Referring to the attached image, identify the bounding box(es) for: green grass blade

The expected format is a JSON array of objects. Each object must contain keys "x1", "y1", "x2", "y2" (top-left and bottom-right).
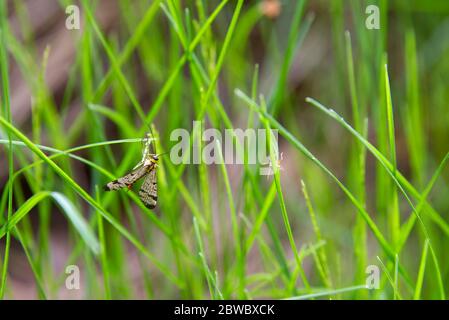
[
  {"x1": 0, "y1": 116, "x2": 183, "y2": 288},
  {"x1": 0, "y1": 0, "x2": 14, "y2": 299},
  {"x1": 260, "y1": 95, "x2": 310, "y2": 292},
  {"x1": 215, "y1": 138, "x2": 243, "y2": 297},
  {"x1": 235, "y1": 90, "x2": 398, "y2": 267},
  {"x1": 0, "y1": 191, "x2": 100, "y2": 255},
  {"x1": 50, "y1": 192, "x2": 100, "y2": 255},
  {"x1": 193, "y1": 217, "x2": 223, "y2": 300},
  {"x1": 285, "y1": 285, "x2": 368, "y2": 300},
  {"x1": 414, "y1": 239, "x2": 429, "y2": 300},
  {"x1": 384, "y1": 63, "x2": 401, "y2": 248}
]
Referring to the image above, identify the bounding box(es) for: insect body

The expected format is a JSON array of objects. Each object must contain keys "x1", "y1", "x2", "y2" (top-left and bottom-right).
[{"x1": 104, "y1": 133, "x2": 159, "y2": 209}]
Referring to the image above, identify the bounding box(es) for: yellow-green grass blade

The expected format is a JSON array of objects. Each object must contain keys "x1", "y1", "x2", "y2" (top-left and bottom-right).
[{"x1": 0, "y1": 116, "x2": 183, "y2": 288}]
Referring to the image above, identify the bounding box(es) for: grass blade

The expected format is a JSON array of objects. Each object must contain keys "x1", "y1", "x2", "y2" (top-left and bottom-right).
[{"x1": 414, "y1": 239, "x2": 429, "y2": 300}]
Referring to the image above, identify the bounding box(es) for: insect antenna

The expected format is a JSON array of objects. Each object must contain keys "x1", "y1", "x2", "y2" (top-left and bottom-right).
[{"x1": 157, "y1": 151, "x2": 169, "y2": 157}]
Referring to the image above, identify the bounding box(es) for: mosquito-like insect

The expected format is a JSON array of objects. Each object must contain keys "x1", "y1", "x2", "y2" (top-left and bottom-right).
[{"x1": 103, "y1": 132, "x2": 159, "y2": 209}]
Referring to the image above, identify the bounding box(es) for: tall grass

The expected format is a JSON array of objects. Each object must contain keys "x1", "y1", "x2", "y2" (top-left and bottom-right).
[{"x1": 0, "y1": 0, "x2": 448, "y2": 299}]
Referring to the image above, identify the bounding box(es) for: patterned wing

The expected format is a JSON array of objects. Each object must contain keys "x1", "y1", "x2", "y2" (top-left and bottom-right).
[
  {"x1": 104, "y1": 165, "x2": 149, "y2": 191},
  {"x1": 138, "y1": 168, "x2": 157, "y2": 209}
]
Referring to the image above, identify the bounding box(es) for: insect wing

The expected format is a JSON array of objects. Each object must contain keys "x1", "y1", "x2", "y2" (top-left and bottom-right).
[
  {"x1": 138, "y1": 168, "x2": 157, "y2": 209},
  {"x1": 104, "y1": 165, "x2": 149, "y2": 191}
]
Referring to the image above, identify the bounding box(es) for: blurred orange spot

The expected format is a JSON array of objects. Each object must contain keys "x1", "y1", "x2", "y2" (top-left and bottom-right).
[{"x1": 260, "y1": 0, "x2": 281, "y2": 19}]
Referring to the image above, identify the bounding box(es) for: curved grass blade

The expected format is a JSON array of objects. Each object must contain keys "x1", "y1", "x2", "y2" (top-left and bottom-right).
[
  {"x1": 305, "y1": 97, "x2": 447, "y2": 299},
  {"x1": 285, "y1": 285, "x2": 368, "y2": 300},
  {"x1": 0, "y1": 191, "x2": 100, "y2": 255},
  {"x1": 51, "y1": 192, "x2": 100, "y2": 255},
  {"x1": 0, "y1": 116, "x2": 183, "y2": 288},
  {"x1": 235, "y1": 89, "x2": 412, "y2": 288}
]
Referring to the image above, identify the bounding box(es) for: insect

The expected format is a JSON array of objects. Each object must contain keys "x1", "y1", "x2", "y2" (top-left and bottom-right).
[
  {"x1": 260, "y1": 152, "x2": 284, "y2": 177},
  {"x1": 103, "y1": 132, "x2": 159, "y2": 209}
]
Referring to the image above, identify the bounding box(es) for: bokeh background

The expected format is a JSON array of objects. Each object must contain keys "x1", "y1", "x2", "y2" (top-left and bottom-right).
[{"x1": 0, "y1": 0, "x2": 448, "y2": 299}]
